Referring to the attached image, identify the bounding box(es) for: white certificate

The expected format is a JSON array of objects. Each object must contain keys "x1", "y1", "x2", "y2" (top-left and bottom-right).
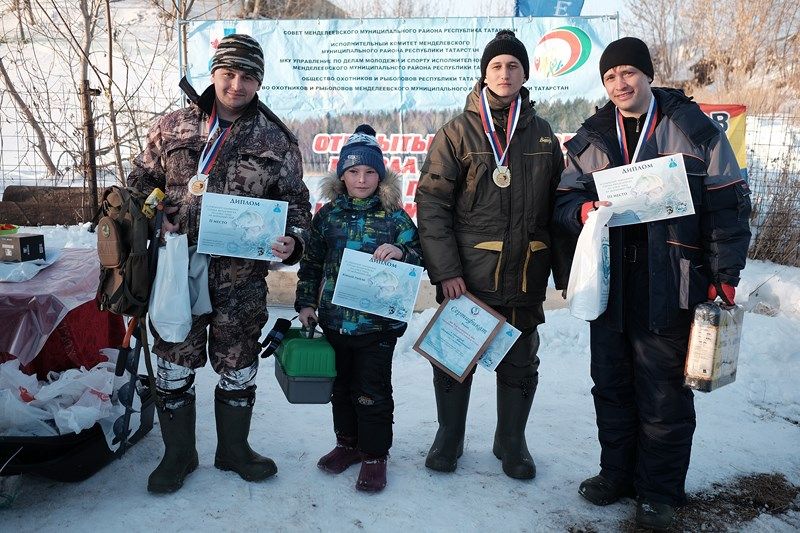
[
  {"x1": 413, "y1": 292, "x2": 505, "y2": 382},
  {"x1": 197, "y1": 192, "x2": 287, "y2": 261},
  {"x1": 478, "y1": 322, "x2": 522, "y2": 372},
  {"x1": 593, "y1": 154, "x2": 695, "y2": 227},
  {"x1": 331, "y1": 248, "x2": 423, "y2": 322}
]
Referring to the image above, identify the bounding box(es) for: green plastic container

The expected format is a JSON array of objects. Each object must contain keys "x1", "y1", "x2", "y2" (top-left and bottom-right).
[{"x1": 275, "y1": 328, "x2": 336, "y2": 378}]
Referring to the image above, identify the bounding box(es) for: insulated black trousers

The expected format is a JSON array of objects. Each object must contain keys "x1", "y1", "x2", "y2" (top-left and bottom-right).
[
  {"x1": 324, "y1": 329, "x2": 399, "y2": 456},
  {"x1": 589, "y1": 249, "x2": 696, "y2": 506}
]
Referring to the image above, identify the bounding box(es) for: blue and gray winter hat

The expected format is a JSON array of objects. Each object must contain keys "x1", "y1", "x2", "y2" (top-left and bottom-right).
[
  {"x1": 211, "y1": 34, "x2": 264, "y2": 83},
  {"x1": 337, "y1": 124, "x2": 386, "y2": 180}
]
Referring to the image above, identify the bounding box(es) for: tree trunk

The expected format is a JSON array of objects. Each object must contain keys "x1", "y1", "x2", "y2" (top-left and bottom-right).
[
  {"x1": 0, "y1": 58, "x2": 59, "y2": 177},
  {"x1": 105, "y1": 0, "x2": 125, "y2": 186},
  {"x1": 80, "y1": 80, "x2": 100, "y2": 218}
]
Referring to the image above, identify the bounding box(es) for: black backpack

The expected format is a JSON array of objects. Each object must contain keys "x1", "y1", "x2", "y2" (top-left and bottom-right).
[{"x1": 95, "y1": 186, "x2": 156, "y2": 318}]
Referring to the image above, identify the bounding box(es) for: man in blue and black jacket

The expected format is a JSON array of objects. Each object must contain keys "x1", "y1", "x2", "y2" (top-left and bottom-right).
[{"x1": 553, "y1": 37, "x2": 751, "y2": 531}]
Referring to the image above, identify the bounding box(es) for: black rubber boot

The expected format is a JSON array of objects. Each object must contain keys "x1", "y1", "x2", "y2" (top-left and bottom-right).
[
  {"x1": 578, "y1": 474, "x2": 636, "y2": 506},
  {"x1": 214, "y1": 388, "x2": 277, "y2": 481},
  {"x1": 425, "y1": 371, "x2": 472, "y2": 473},
  {"x1": 147, "y1": 396, "x2": 199, "y2": 493},
  {"x1": 636, "y1": 499, "x2": 676, "y2": 531},
  {"x1": 492, "y1": 380, "x2": 536, "y2": 480}
]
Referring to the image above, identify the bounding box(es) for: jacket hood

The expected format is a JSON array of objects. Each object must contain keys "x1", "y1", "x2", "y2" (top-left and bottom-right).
[{"x1": 319, "y1": 170, "x2": 403, "y2": 212}]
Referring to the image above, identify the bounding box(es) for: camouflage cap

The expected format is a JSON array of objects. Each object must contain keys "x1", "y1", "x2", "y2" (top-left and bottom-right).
[{"x1": 211, "y1": 34, "x2": 264, "y2": 83}]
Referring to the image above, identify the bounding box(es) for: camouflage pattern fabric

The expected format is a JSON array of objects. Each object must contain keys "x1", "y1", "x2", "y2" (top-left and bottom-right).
[
  {"x1": 210, "y1": 33, "x2": 264, "y2": 83},
  {"x1": 295, "y1": 171, "x2": 423, "y2": 336},
  {"x1": 128, "y1": 82, "x2": 311, "y2": 372},
  {"x1": 151, "y1": 256, "x2": 267, "y2": 373}
]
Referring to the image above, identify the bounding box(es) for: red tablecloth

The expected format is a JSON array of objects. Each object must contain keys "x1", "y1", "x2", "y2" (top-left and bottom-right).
[{"x1": 0, "y1": 248, "x2": 125, "y2": 377}]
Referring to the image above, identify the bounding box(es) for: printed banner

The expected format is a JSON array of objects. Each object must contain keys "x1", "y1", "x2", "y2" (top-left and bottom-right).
[
  {"x1": 185, "y1": 18, "x2": 617, "y2": 220},
  {"x1": 516, "y1": 0, "x2": 585, "y2": 17}
]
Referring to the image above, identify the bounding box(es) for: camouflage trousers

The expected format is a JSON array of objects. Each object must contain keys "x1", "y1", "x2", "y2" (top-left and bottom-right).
[{"x1": 152, "y1": 256, "x2": 268, "y2": 374}]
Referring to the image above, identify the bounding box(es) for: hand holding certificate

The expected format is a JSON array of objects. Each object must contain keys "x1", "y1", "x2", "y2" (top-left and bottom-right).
[
  {"x1": 593, "y1": 154, "x2": 694, "y2": 227},
  {"x1": 331, "y1": 248, "x2": 424, "y2": 322},
  {"x1": 413, "y1": 293, "x2": 505, "y2": 382},
  {"x1": 197, "y1": 192, "x2": 288, "y2": 261}
]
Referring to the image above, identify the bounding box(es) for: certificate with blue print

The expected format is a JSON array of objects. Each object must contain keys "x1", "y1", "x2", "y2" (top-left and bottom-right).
[
  {"x1": 197, "y1": 192, "x2": 288, "y2": 261},
  {"x1": 478, "y1": 322, "x2": 522, "y2": 372},
  {"x1": 331, "y1": 248, "x2": 424, "y2": 322},
  {"x1": 593, "y1": 155, "x2": 694, "y2": 227},
  {"x1": 413, "y1": 292, "x2": 505, "y2": 382}
]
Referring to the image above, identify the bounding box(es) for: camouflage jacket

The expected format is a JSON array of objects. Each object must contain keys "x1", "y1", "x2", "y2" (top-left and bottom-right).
[
  {"x1": 295, "y1": 171, "x2": 424, "y2": 336},
  {"x1": 127, "y1": 81, "x2": 311, "y2": 278}
]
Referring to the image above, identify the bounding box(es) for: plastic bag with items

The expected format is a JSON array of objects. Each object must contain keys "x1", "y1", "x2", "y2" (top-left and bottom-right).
[{"x1": 567, "y1": 206, "x2": 613, "y2": 321}]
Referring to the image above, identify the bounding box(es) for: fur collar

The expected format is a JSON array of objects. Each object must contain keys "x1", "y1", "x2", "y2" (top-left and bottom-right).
[{"x1": 319, "y1": 170, "x2": 403, "y2": 212}]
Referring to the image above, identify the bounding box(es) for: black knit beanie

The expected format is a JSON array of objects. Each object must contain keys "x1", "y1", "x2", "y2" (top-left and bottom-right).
[
  {"x1": 337, "y1": 124, "x2": 386, "y2": 181},
  {"x1": 211, "y1": 34, "x2": 265, "y2": 84},
  {"x1": 598, "y1": 37, "x2": 654, "y2": 81},
  {"x1": 481, "y1": 30, "x2": 530, "y2": 81}
]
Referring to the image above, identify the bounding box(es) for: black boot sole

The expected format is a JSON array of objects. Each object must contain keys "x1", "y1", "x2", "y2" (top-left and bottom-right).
[{"x1": 214, "y1": 459, "x2": 277, "y2": 481}]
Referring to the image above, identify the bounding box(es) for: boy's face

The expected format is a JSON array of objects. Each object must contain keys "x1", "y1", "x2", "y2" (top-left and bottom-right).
[{"x1": 341, "y1": 165, "x2": 380, "y2": 199}]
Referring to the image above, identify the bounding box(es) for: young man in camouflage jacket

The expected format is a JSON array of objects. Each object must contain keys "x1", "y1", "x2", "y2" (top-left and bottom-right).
[{"x1": 127, "y1": 34, "x2": 311, "y2": 493}]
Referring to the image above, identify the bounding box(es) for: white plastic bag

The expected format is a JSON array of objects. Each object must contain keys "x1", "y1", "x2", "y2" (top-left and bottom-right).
[
  {"x1": 149, "y1": 232, "x2": 192, "y2": 342},
  {"x1": 567, "y1": 206, "x2": 613, "y2": 321}
]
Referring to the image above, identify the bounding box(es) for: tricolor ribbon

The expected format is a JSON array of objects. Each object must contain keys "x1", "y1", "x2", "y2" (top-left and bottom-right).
[
  {"x1": 196, "y1": 103, "x2": 232, "y2": 178},
  {"x1": 478, "y1": 87, "x2": 521, "y2": 169},
  {"x1": 615, "y1": 95, "x2": 658, "y2": 165}
]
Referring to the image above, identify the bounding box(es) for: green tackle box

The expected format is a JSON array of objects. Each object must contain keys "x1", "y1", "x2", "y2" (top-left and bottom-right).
[{"x1": 274, "y1": 328, "x2": 336, "y2": 404}]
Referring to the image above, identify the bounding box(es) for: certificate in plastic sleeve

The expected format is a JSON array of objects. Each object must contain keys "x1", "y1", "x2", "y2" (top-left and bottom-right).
[
  {"x1": 331, "y1": 248, "x2": 424, "y2": 322},
  {"x1": 593, "y1": 154, "x2": 694, "y2": 227},
  {"x1": 197, "y1": 192, "x2": 287, "y2": 261},
  {"x1": 413, "y1": 292, "x2": 505, "y2": 382},
  {"x1": 478, "y1": 322, "x2": 522, "y2": 372}
]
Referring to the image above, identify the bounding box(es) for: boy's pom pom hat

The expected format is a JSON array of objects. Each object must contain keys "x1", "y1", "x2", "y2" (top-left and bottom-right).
[{"x1": 337, "y1": 124, "x2": 386, "y2": 181}]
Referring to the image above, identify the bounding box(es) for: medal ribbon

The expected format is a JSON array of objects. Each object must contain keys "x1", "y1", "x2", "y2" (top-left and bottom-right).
[
  {"x1": 615, "y1": 95, "x2": 657, "y2": 164},
  {"x1": 479, "y1": 87, "x2": 521, "y2": 168},
  {"x1": 196, "y1": 102, "x2": 232, "y2": 178}
]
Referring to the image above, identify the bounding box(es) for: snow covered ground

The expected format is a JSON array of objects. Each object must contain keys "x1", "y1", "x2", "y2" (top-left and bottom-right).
[{"x1": 1, "y1": 224, "x2": 799, "y2": 531}]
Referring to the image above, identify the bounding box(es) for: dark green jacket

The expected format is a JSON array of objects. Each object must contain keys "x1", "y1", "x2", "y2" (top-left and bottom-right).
[{"x1": 416, "y1": 83, "x2": 569, "y2": 310}]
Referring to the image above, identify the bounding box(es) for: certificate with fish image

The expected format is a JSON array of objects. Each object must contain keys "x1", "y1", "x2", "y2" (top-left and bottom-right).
[
  {"x1": 413, "y1": 293, "x2": 505, "y2": 383},
  {"x1": 478, "y1": 322, "x2": 522, "y2": 372},
  {"x1": 197, "y1": 192, "x2": 287, "y2": 261},
  {"x1": 593, "y1": 155, "x2": 694, "y2": 227},
  {"x1": 331, "y1": 248, "x2": 424, "y2": 322}
]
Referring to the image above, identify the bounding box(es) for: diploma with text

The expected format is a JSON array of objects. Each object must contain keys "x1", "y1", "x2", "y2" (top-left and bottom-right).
[
  {"x1": 331, "y1": 248, "x2": 424, "y2": 322},
  {"x1": 593, "y1": 155, "x2": 694, "y2": 227}
]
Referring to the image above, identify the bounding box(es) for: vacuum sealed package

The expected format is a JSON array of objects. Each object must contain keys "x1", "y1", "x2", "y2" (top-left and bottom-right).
[{"x1": 684, "y1": 302, "x2": 744, "y2": 392}]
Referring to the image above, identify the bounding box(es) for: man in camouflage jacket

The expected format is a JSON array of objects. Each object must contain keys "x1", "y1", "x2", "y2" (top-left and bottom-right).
[{"x1": 127, "y1": 34, "x2": 311, "y2": 493}]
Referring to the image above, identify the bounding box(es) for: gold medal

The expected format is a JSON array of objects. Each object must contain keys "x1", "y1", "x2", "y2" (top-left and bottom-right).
[
  {"x1": 188, "y1": 174, "x2": 208, "y2": 196},
  {"x1": 492, "y1": 166, "x2": 511, "y2": 188}
]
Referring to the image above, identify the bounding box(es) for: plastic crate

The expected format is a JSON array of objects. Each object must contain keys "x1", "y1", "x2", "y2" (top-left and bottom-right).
[
  {"x1": 275, "y1": 328, "x2": 336, "y2": 378},
  {"x1": 274, "y1": 358, "x2": 334, "y2": 404}
]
